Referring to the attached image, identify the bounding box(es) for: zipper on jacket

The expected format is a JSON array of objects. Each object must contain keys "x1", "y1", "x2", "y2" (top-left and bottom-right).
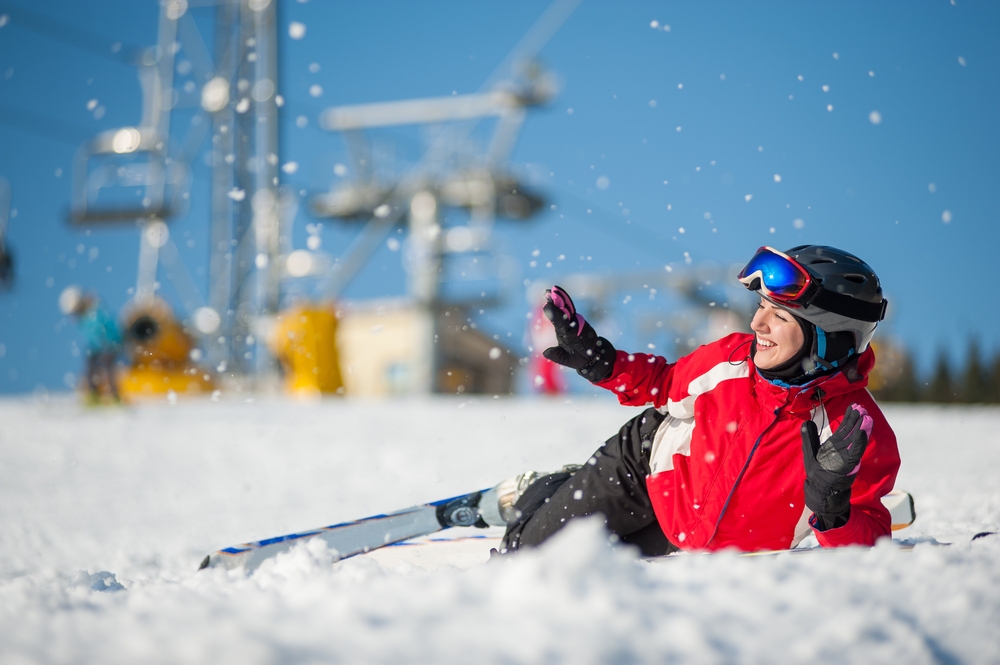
[{"x1": 704, "y1": 407, "x2": 784, "y2": 547}]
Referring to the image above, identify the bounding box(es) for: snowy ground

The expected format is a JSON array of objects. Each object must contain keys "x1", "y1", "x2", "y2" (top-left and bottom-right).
[{"x1": 0, "y1": 395, "x2": 998, "y2": 664}]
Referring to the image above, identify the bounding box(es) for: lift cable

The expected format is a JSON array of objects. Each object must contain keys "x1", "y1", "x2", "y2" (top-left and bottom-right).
[{"x1": 0, "y1": 2, "x2": 144, "y2": 66}]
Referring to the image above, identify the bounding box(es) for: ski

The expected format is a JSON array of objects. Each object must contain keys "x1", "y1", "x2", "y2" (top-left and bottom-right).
[
  {"x1": 199, "y1": 489, "x2": 918, "y2": 571},
  {"x1": 198, "y1": 490, "x2": 489, "y2": 571}
]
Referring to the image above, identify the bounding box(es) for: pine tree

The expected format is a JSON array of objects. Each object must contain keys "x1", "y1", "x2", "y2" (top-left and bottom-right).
[
  {"x1": 871, "y1": 345, "x2": 921, "y2": 402},
  {"x1": 892, "y1": 351, "x2": 921, "y2": 402},
  {"x1": 959, "y1": 338, "x2": 988, "y2": 403},
  {"x1": 925, "y1": 350, "x2": 955, "y2": 403},
  {"x1": 987, "y1": 351, "x2": 1000, "y2": 404}
]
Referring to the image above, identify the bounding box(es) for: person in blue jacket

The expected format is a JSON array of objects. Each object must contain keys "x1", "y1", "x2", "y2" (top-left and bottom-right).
[{"x1": 59, "y1": 285, "x2": 122, "y2": 402}]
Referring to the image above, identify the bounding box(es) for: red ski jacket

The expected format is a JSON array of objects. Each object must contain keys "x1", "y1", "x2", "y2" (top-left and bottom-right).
[{"x1": 595, "y1": 333, "x2": 900, "y2": 552}]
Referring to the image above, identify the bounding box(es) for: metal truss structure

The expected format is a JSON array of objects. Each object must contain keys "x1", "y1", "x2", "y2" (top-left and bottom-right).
[{"x1": 68, "y1": 0, "x2": 282, "y2": 382}]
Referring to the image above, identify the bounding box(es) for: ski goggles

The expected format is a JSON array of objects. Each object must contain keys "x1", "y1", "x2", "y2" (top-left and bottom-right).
[{"x1": 737, "y1": 246, "x2": 813, "y2": 303}]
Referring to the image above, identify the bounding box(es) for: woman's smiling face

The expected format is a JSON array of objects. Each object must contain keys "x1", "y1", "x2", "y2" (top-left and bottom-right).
[{"x1": 750, "y1": 298, "x2": 806, "y2": 370}]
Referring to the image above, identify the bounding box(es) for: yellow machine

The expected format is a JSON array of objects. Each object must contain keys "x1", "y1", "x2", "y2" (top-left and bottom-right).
[
  {"x1": 119, "y1": 298, "x2": 216, "y2": 398},
  {"x1": 268, "y1": 303, "x2": 344, "y2": 398}
]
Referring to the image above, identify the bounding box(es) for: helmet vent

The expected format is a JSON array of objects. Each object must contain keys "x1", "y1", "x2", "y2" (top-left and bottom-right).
[
  {"x1": 808, "y1": 258, "x2": 835, "y2": 265},
  {"x1": 843, "y1": 274, "x2": 866, "y2": 284}
]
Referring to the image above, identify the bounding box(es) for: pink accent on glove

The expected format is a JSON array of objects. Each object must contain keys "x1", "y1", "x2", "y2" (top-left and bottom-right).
[
  {"x1": 853, "y1": 403, "x2": 874, "y2": 438},
  {"x1": 546, "y1": 286, "x2": 585, "y2": 337},
  {"x1": 845, "y1": 404, "x2": 872, "y2": 476}
]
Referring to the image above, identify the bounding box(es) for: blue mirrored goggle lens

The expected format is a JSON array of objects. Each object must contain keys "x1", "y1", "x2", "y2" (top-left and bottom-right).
[{"x1": 740, "y1": 250, "x2": 808, "y2": 297}]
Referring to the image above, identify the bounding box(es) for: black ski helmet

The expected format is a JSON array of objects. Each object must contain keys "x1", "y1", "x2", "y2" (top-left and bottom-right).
[{"x1": 758, "y1": 245, "x2": 887, "y2": 356}]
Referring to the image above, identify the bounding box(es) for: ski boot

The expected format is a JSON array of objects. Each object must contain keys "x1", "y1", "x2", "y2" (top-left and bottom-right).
[{"x1": 476, "y1": 464, "x2": 582, "y2": 527}]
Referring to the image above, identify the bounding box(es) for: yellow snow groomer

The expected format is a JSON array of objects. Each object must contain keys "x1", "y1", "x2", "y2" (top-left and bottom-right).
[
  {"x1": 119, "y1": 298, "x2": 216, "y2": 399},
  {"x1": 268, "y1": 303, "x2": 344, "y2": 398}
]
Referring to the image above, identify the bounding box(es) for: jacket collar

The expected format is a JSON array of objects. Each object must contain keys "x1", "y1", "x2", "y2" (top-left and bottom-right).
[{"x1": 751, "y1": 346, "x2": 875, "y2": 409}]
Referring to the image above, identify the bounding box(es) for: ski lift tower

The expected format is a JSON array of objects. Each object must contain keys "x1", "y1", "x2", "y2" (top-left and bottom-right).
[
  {"x1": 207, "y1": 0, "x2": 282, "y2": 382},
  {"x1": 311, "y1": 65, "x2": 554, "y2": 393},
  {"x1": 68, "y1": 0, "x2": 284, "y2": 387}
]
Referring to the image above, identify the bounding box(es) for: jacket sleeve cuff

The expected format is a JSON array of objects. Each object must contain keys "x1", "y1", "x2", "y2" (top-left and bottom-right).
[
  {"x1": 593, "y1": 350, "x2": 628, "y2": 390},
  {"x1": 812, "y1": 504, "x2": 889, "y2": 548},
  {"x1": 592, "y1": 350, "x2": 674, "y2": 408},
  {"x1": 808, "y1": 509, "x2": 850, "y2": 533}
]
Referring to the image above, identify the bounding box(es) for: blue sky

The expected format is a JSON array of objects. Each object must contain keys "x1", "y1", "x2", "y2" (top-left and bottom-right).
[{"x1": 1, "y1": 0, "x2": 998, "y2": 394}]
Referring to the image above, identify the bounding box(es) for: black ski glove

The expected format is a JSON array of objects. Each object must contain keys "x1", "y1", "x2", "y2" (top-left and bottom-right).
[
  {"x1": 541, "y1": 285, "x2": 616, "y2": 384},
  {"x1": 801, "y1": 404, "x2": 872, "y2": 531}
]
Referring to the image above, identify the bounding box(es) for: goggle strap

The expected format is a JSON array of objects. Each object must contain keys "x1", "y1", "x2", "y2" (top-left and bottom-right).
[{"x1": 809, "y1": 289, "x2": 887, "y2": 323}]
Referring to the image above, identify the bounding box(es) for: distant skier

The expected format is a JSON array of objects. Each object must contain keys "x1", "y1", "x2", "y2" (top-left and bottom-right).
[
  {"x1": 526, "y1": 304, "x2": 565, "y2": 394},
  {"x1": 59, "y1": 286, "x2": 123, "y2": 403},
  {"x1": 483, "y1": 245, "x2": 899, "y2": 555}
]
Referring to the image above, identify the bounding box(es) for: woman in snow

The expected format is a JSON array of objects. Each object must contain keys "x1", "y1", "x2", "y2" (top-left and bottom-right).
[{"x1": 490, "y1": 244, "x2": 899, "y2": 555}]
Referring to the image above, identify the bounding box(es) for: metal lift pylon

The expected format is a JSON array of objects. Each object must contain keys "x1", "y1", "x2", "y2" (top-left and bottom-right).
[{"x1": 67, "y1": 0, "x2": 285, "y2": 389}]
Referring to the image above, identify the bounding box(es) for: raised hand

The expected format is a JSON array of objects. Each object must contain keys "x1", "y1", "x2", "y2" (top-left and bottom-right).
[
  {"x1": 541, "y1": 285, "x2": 616, "y2": 383},
  {"x1": 801, "y1": 404, "x2": 873, "y2": 530}
]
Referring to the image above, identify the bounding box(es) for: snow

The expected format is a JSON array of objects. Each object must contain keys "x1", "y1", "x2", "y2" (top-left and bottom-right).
[
  {"x1": 288, "y1": 22, "x2": 306, "y2": 40},
  {"x1": 1, "y1": 397, "x2": 998, "y2": 664}
]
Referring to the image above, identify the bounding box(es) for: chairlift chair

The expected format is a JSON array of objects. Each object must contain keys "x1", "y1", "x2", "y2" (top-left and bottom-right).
[{"x1": 68, "y1": 4, "x2": 188, "y2": 227}]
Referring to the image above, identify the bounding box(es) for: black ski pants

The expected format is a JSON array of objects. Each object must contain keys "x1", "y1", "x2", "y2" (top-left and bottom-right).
[
  {"x1": 501, "y1": 407, "x2": 678, "y2": 557},
  {"x1": 85, "y1": 351, "x2": 120, "y2": 401}
]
